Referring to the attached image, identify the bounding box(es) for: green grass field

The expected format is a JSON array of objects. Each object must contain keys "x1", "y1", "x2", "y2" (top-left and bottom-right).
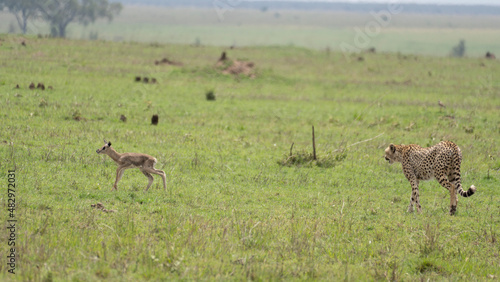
[{"x1": 0, "y1": 34, "x2": 499, "y2": 280}]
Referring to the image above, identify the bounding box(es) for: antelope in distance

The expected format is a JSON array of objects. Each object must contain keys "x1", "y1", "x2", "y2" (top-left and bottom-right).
[{"x1": 96, "y1": 139, "x2": 167, "y2": 191}]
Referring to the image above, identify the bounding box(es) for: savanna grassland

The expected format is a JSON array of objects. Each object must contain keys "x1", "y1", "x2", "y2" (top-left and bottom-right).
[{"x1": 0, "y1": 34, "x2": 499, "y2": 281}]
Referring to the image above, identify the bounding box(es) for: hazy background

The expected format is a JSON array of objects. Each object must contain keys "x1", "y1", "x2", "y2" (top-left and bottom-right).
[
  {"x1": 1, "y1": 0, "x2": 499, "y2": 57},
  {"x1": 275, "y1": 0, "x2": 499, "y2": 4}
]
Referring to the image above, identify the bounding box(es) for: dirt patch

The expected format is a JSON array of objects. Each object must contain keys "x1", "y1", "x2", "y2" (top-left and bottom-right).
[
  {"x1": 222, "y1": 60, "x2": 256, "y2": 77},
  {"x1": 91, "y1": 202, "x2": 117, "y2": 213},
  {"x1": 155, "y1": 57, "x2": 182, "y2": 66},
  {"x1": 385, "y1": 79, "x2": 412, "y2": 86},
  {"x1": 72, "y1": 110, "x2": 86, "y2": 121}
]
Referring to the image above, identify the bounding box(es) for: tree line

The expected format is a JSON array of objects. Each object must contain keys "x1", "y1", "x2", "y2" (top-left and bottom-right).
[{"x1": 0, "y1": 0, "x2": 122, "y2": 37}]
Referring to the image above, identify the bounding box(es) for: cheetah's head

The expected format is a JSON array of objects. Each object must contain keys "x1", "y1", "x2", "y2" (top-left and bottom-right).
[{"x1": 384, "y1": 144, "x2": 401, "y2": 164}]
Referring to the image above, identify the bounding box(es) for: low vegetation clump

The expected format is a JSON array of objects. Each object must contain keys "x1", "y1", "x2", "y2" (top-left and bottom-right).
[
  {"x1": 205, "y1": 89, "x2": 216, "y2": 101},
  {"x1": 278, "y1": 145, "x2": 347, "y2": 168}
]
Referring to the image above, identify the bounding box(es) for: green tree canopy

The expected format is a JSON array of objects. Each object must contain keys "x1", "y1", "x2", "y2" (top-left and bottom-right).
[{"x1": 36, "y1": 0, "x2": 122, "y2": 38}]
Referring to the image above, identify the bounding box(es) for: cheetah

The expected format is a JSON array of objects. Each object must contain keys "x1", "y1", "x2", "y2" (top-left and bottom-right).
[{"x1": 384, "y1": 141, "x2": 476, "y2": 215}]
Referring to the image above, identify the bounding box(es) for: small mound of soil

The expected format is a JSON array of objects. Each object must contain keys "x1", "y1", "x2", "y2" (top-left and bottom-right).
[
  {"x1": 216, "y1": 52, "x2": 256, "y2": 78},
  {"x1": 222, "y1": 60, "x2": 255, "y2": 77}
]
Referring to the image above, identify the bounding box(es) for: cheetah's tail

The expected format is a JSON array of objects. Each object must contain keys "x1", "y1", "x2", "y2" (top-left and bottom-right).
[{"x1": 458, "y1": 185, "x2": 476, "y2": 197}]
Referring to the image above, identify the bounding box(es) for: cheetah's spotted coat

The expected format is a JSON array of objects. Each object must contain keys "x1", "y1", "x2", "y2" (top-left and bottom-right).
[{"x1": 384, "y1": 141, "x2": 476, "y2": 215}]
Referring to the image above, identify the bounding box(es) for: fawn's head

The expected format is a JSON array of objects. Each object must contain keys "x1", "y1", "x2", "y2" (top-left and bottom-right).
[{"x1": 96, "y1": 139, "x2": 112, "y2": 154}]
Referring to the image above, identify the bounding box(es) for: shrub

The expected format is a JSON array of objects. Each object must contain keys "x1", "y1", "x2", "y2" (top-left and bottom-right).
[
  {"x1": 206, "y1": 90, "x2": 216, "y2": 101},
  {"x1": 451, "y1": 40, "x2": 466, "y2": 57}
]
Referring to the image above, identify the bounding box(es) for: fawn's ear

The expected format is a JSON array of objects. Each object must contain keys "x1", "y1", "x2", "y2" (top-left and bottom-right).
[
  {"x1": 108, "y1": 142, "x2": 112, "y2": 146},
  {"x1": 390, "y1": 144, "x2": 396, "y2": 153}
]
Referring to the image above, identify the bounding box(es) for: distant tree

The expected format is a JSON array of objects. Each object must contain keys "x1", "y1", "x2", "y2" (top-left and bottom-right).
[
  {"x1": 451, "y1": 39, "x2": 466, "y2": 57},
  {"x1": 36, "y1": 0, "x2": 122, "y2": 38},
  {"x1": 0, "y1": 0, "x2": 39, "y2": 34}
]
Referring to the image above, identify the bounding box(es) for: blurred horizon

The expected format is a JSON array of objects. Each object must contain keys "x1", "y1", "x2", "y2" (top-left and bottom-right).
[
  {"x1": 1, "y1": 0, "x2": 499, "y2": 57},
  {"x1": 249, "y1": 0, "x2": 500, "y2": 5},
  {"x1": 115, "y1": 0, "x2": 500, "y2": 7}
]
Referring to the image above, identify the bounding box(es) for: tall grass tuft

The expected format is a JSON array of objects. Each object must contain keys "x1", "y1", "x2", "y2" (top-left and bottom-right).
[{"x1": 278, "y1": 145, "x2": 347, "y2": 168}]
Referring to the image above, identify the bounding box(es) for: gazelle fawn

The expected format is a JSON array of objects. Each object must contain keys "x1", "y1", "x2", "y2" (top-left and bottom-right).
[{"x1": 96, "y1": 139, "x2": 167, "y2": 191}]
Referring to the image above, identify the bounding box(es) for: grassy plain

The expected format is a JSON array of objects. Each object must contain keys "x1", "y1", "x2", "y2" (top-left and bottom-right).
[
  {"x1": 0, "y1": 34, "x2": 499, "y2": 280},
  {"x1": 1, "y1": 6, "x2": 500, "y2": 56}
]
